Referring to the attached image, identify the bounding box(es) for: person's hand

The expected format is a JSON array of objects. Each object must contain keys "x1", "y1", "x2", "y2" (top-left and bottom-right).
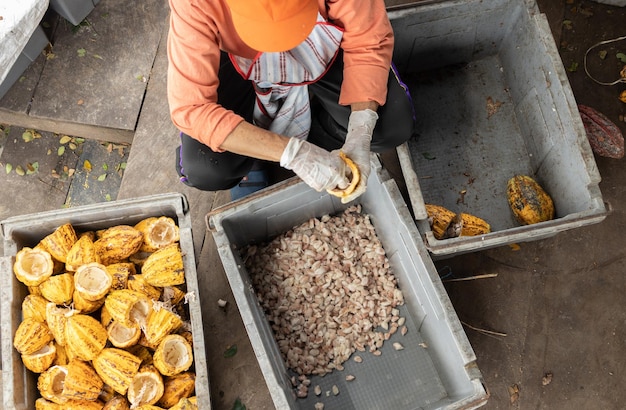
[
  {"x1": 280, "y1": 138, "x2": 350, "y2": 192},
  {"x1": 336, "y1": 109, "x2": 378, "y2": 203}
]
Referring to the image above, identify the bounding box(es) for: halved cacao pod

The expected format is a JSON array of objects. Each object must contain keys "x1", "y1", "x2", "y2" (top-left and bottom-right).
[
  {"x1": 37, "y1": 365, "x2": 69, "y2": 404},
  {"x1": 35, "y1": 398, "x2": 62, "y2": 410},
  {"x1": 107, "y1": 320, "x2": 142, "y2": 349},
  {"x1": 93, "y1": 348, "x2": 142, "y2": 395},
  {"x1": 13, "y1": 247, "x2": 54, "y2": 286},
  {"x1": 425, "y1": 204, "x2": 456, "y2": 240},
  {"x1": 127, "y1": 364, "x2": 165, "y2": 407},
  {"x1": 14, "y1": 317, "x2": 54, "y2": 355},
  {"x1": 74, "y1": 262, "x2": 112, "y2": 301},
  {"x1": 104, "y1": 289, "x2": 152, "y2": 327},
  {"x1": 22, "y1": 294, "x2": 49, "y2": 323},
  {"x1": 459, "y1": 213, "x2": 491, "y2": 236},
  {"x1": 53, "y1": 342, "x2": 69, "y2": 366},
  {"x1": 153, "y1": 334, "x2": 193, "y2": 376},
  {"x1": 134, "y1": 216, "x2": 180, "y2": 253},
  {"x1": 62, "y1": 359, "x2": 104, "y2": 401},
  {"x1": 65, "y1": 314, "x2": 108, "y2": 361},
  {"x1": 39, "y1": 273, "x2": 75, "y2": 305},
  {"x1": 158, "y1": 372, "x2": 196, "y2": 408},
  {"x1": 21, "y1": 341, "x2": 57, "y2": 373},
  {"x1": 46, "y1": 303, "x2": 75, "y2": 346},
  {"x1": 102, "y1": 394, "x2": 131, "y2": 410},
  {"x1": 507, "y1": 175, "x2": 555, "y2": 225},
  {"x1": 141, "y1": 244, "x2": 185, "y2": 287},
  {"x1": 144, "y1": 306, "x2": 183, "y2": 346},
  {"x1": 94, "y1": 225, "x2": 143, "y2": 265},
  {"x1": 39, "y1": 223, "x2": 78, "y2": 263},
  {"x1": 107, "y1": 262, "x2": 136, "y2": 290},
  {"x1": 65, "y1": 234, "x2": 100, "y2": 272},
  {"x1": 73, "y1": 290, "x2": 105, "y2": 314},
  {"x1": 170, "y1": 397, "x2": 198, "y2": 410},
  {"x1": 127, "y1": 274, "x2": 162, "y2": 300}
]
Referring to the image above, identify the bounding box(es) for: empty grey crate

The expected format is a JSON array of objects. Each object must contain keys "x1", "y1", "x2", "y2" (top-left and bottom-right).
[
  {"x1": 207, "y1": 160, "x2": 488, "y2": 409},
  {"x1": 1, "y1": 193, "x2": 210, "y2": 410},
  {"x1": 390, "y1": 0, "x2": 607, "y2": 256}
]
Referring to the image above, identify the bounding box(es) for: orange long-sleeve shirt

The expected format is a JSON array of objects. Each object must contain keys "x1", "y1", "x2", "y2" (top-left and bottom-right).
[{"x1": 167, "y1": 0, "x2": 394, "y2": 152}]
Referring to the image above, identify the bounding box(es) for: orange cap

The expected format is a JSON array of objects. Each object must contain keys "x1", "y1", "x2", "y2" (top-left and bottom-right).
[{"x1": 225, "y1": 0, "x2": 318, "y2": 52}]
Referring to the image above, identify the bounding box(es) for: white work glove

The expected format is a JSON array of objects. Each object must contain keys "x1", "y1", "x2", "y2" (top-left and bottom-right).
[
  {"x1": 280, "y1": 138, "x2": 350, "y2": 192},
  {"x1": 335, "y1": 109, "x2": 378, "y2": 203}
]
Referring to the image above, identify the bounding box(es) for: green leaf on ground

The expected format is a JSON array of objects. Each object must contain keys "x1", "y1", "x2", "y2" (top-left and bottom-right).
[
  {"x1": 422, "y1": 152, "x2": 436, "y2": 160},
  {"x1": 60, "y1": 135, "x2": 72, "y2": 144},
  {"x1": 77, "y1": 48, "x2": 86, "y2": 57},
  {"x1": 22, "y1": 130, "x2": 33, "y2": 142},
  {"x1": 102, "y1": 163, "x2": 109, "y2": 171},
  {"x1": 232, "y1": 398, "x2": 246, "y2": 410},
  {"x1": 5, "y1": 163, "x2": 12, "y2": 174},
  {"x1": 58, "y1": 146, "x2": 66, "y2": 156},
  {"x1": 105, "y1": 194, "x2": 112, "y2": 201},
  {"x1": 224, "y1": 344, "x2": 238, "y2": 358},
  {"x1": 599, "y1": 50, "x2": 608, "y2": 60},
  {"x1": 617, "y1": 53, "x2": 626, "y2": 63},
  {"x1": 567, "y1": 62, "x2": 579, "y2": 72},
  {"x1": 26, "y1": 162, "x2": 39, "y2": 174},
  {"x1": 97, "y1": 174, "x2": 107, "y2": 181}
]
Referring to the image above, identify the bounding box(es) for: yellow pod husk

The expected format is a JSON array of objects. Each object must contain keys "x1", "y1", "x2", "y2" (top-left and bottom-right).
[
  {"x1": 134, "y1": 405, "x2": 166, "y2": 410},
  {"x1": 141, "y1": 244, "x2": 185, "y2": 287},
  {"x1": 53, "y1": 342, "x2": 69, "y2": 366},
  {"x1": 99, "y1": 382, "x2": 116, "y2": 403},
  {"x1": 46, "y1": 303, "x2": 75, "y2": 347},
  {"x1": 39, "y1": 223, "x2": 78, "y2": 263},
  {"x1": 73, "y1": 290, "x2": 105, "y2": 314},
  {"x1": 39, "y1": 273, "x2": 75, "y2": 305},
  {"x1": 153, "y1": 334, "x2": 193, "y2": 376},
  {"x1": 107, "y1": 320, "x2": 142, "y2": 349},
  {"x1": 507, "y1": 175, "x2": 555, "y2": 225},
  {"x1": 138, "y1": 332, "x2": 160, "y2": 351},
  {"x1": 21, "y1": 341, "x2": 57, "y2": 373},
  {"x1": 63, "y1": 359, "x2": 104, "y2": 401},
  {"x1": 37, "y1": 365, "x2": 68, "y2": 404},
  {"x1": 65, "y1": 234, "x2": 100, "y2": 272},
  {"x1": 22, "y1": 294, "x2": 49, "y2": 323},
  {"x1": 134, "y1": 216, "x2": 180, "y2": 253},
  {"x1": 327, "y1": 151, "x2": 361, "y2": 199},
  {"x1": 169, "y1": 397, "x2": 198, "y2": 410},
  {"x1": 127, "y1": 364, "x2": 165, "y2": 408},
  {"x1": 177, "y1": 330, "x2": 194, "y2": 347},
  {"x1": 103, "y1": 394, "x2": 131, "y2": 410},
  {"x1": 13, "y1": 247, "x2": 55, "y2": 287},
  {"x1": 127, "y1": 274, "x2": 162, "y2": 300},
  {"x1": 144, "y1": 305, "x2": 183, "y2": 346},
  {"x1": 425, "y1": 204, "x2": 457, "y2": 240},
  {"x1": 14, "y1": 317, "x2": 54, "y2": 355},
  {"x1": 63, "y1": 399, "x2": 106, "y2": 410},
  {"x1": 129, "y1": 251, "x2": 151, "y2": 267},
  {"x1": 65, "y1": 314, "x2": 108, "y2": 361},
  {"x1": 94, "y1": 225, "x2": 144, "y2": 265},
  {"x1": 127, "y1": 344, "x2": 154, "y2": 366},
  {"x1": 459, "y1": 213, "x2": 491, "y2": 236},
  {"x1": 35, "y1": 397, "x2": 62, "y2": 410},
  {"x1": 106, "y1": 262, "x2": 136, "y2": 290},
  {"x1": 93, "y1": 348, "x2": 142, "y2": 395},
  {"x1": 162, "y1": 286, "x2": 186, "y2": 307},
  {"x1": 74, "y1": 262, "x2": 112, "y2": 301},
  {"x1": 158, "y1": 372, "x2": 196, "y2": 408},
  {"x1": 28, "y1": 284, "x2": 43, "y2": 296},
  {"x1": 100, "y1": 303, "x2": 114, "y2": 328},
  {"x1": 104, "y1": 289, "x2": 152, "y2": 327}
]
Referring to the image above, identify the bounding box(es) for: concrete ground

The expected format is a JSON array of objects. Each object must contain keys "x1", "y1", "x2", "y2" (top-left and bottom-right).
[{"x1": 1, "y1": 0, "x2": 626, "y2": 409}]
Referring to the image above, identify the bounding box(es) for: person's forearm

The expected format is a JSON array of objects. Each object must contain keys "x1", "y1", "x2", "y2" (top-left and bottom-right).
[
  {"x1": 219, "y1": 121, "x2": 290, "y2": 162},
  {"x1": 351, "y1": 101, "x2": 379, "y2": 112}
]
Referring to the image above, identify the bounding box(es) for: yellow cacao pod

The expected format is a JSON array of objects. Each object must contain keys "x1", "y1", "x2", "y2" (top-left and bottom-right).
[
  {"x1": 107, "y1": 320, "x2": 142, "y2": 349},
  {"x1": 65, "y1": 314, "x2": 108, "y2": 361},
  {"x1": 39, "y1": 223, "x2": 78, "y2": 263},
  {"x1": 73, "y1": 290, "x2": 105, "y2": 314},
  {"x1": 169, "y1": 397, "x2": 198, "y2": 410},
  {"x1": 103, "y1": 394, "x2": 131, "y2": 410},
  {"x1": 141, "y1": 244, "x2": 185, "y2": 287},
  {"x1": 459, "y1": 213, "x2": 491, "y2": 236},
  {"x1": 14, "y1": 317, "x2": 54, "y2": 355},
  {"x1": 127, "y1": 365, "x2": 165, "y2": 408},
  {"x1": 104, "y1": 289, "x2": 152, "y2": 328},
  {"x1": 162, "y1": 286, "x2": 186, "y2": 307},
  {"x1": 107, "y1": 262, "x2": 136, "y2": 290},
  {"x1": 35, "y1": 398, "x2": 62, "y2": 410},
  {"x1": 22, "y1": 294, "x2": 49, "y2": 323},
  {"x1": 62, "y1": 359, "x2": 104, "y2": 402},
  {"x1": 101, "y1": 303, "x2": 114, "y2": 329},
  {"x1": 93, "y1": 348, "x2": 142, "y2": 395},
  {"x1": 74, "y1": 262, "x2": 112, "y2": 301},
  {"x1": 29, "y1": 284, "x2": 44, "y2": 296},
  {"x1": 53, "y1": 342, "x2": 69, "y2": 366},
  {"x1": 127, "y1": 344, "x2": 154, "y2": 366},
  {"x1": 94, "y1": 225, "x2": 144, "y2": 265},
  {"x1": 507, "y1": 175, "x2": 555, "y2": 225},
  {"x1": 153, "y1": 334, "x2": 193, "y2": 376},
  {"x1": 21, "y1": 341, "x2": 57, "y2": 373},
  {"x1": 144, "y1": 306, "x2": 183, "y2": 346},
  {"x1": 134, "y1": 216, "x2": 180, "y2": 253},
  {"x1": 46, "y1": 303, "x2": 75, "y2": 347},
  {"x1": 62, "y1": 399, "x2": 106, "y2": 410},
  {"x1": 127, "y1": 274, "x2": 162, "y2": 300},
  {"x1": 37, "y1": 365, "x2": 69, "y2": 404},
  {"x1": 425, "y1": 204, "x2": 457, "y2": 240},
  {"x1": 134, "y1": 405, "x2": 166, "y2": 410},
  {"x1": 13, "y1": 247, "x2": 54, "y2": 286},
  {"x1": 65, "y1": 234, "x2": 100, "y2": 272},
  {"x1": 39, "y1": 273, "x2": 75, "y2": 305},
  {"x1": 158, "y1": 372, "x2": 196, "y2": 408}
]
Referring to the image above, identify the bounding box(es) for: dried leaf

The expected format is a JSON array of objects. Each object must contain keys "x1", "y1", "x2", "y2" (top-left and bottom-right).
[
  {"x1": 68, "y1": 169, "x2": 75, "y2": 177},
  {"x1": 26, "y1": 162, "x2": 39, "y2": 174},
  {"x1": 598, "y1": 50, "x2": 608, "y2": 60},
  {"x1": 47, "y1": 149, "x2": 52, "y2": 155},
  {"x1": 15, "y1": 165, "x2": 25, "y2": 176},
  {"x1": 58, "y1": 146, "x2": 65, "y2": 156},
  {"x1": 97, "y1": 174, "x2": 107, "y2": 181},
  {"x1": 68, "y1": 142, "x2": 77, "y2": 150},
  {"x1": 102, "y1": 163, "x2": 108, "y2": 171},
  {"x1": 616, "y1": 53, "x2": 626, "y2": 64},
  {"x1": 567, "y1": 62, "x2": 579, "y2": 72},
  {"x1": 92, "y1": 54, "x2": 103, "y2": 60},
  {"x1": 74, "y1": 137, "x2": 85, "y2": 144},
  {"x1": 508, "y1": 384, "x2": 519, "y2": 404},
  {"x1": 22, "y1": 131, "x2": 33, "y2": 142},
  {"x1": 77, "y1": 48, "x2": 86, "y2": 57},
  {"x1": 107, "y1": 143, "x2": 113, "y2": 153},
  {"x1": 84, "y1": 160, "x2": 92, "y2": 171},
  {"x1": 59, "y1": 135, "x2": 72, "y2": 144},
  {"x1": 422, "y1": 152, "x2": 436, "y2": 160},
  {"x1": 542, "y1": 372, "x2": 553, "y2": 386},
  {"x1": 105, "y1": 194, "x2": 112, "y2": 201},
  {"x1": 5, "y1": 163, "x2": 12, "y2": 174}
]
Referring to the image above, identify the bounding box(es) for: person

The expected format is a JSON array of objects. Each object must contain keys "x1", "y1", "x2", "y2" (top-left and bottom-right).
[{"x1": 167, "y1": 0, "x2": 414, "y2": 201}]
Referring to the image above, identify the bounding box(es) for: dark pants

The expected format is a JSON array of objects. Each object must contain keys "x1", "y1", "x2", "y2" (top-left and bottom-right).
[{"x1": 176, "y1": 52, "x2": 415, "y2": 191}]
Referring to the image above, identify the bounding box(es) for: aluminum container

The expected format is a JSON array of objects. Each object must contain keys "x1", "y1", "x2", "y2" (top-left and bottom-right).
[
  {"x1": 390, "y1": 0, "x2": 608, "y2": 256},
  {"x1": 207, "y1": 160, "x2": 488, "y2": 409},
  {"x1": 1, "y1": 193, "x2": 210, "y2": 410}
]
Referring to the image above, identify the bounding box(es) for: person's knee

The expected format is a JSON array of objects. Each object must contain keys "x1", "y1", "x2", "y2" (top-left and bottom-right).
[{"x1": 180, "y1": 171, "x2": 236, "y2": 191}]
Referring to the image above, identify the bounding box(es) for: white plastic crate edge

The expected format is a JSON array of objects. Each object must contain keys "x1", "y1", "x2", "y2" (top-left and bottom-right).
[
  {"x1": 0, "y1": 192, "x2": 211, "y2": 410},
  {"x1": 207, "y1": 158, "x2": 488, "y2": 409}
]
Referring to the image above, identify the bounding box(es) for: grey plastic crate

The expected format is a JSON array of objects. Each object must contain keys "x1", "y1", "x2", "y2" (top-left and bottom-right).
[
  {"x1": 390, "y1": 0, "x2": 607, "y2": 256},
  {"x1": 0, "y1": 25, "x2": 48, "y2": 100},
  {"x1": 207, "y1": 159, "x2": 488, "y2": 410},
  {"x1": 49, "y1": 0, "x2": 101, "y2": 26},
  {"x1": 1, "y1": 193, "x2": 210, "y2": 410}
]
